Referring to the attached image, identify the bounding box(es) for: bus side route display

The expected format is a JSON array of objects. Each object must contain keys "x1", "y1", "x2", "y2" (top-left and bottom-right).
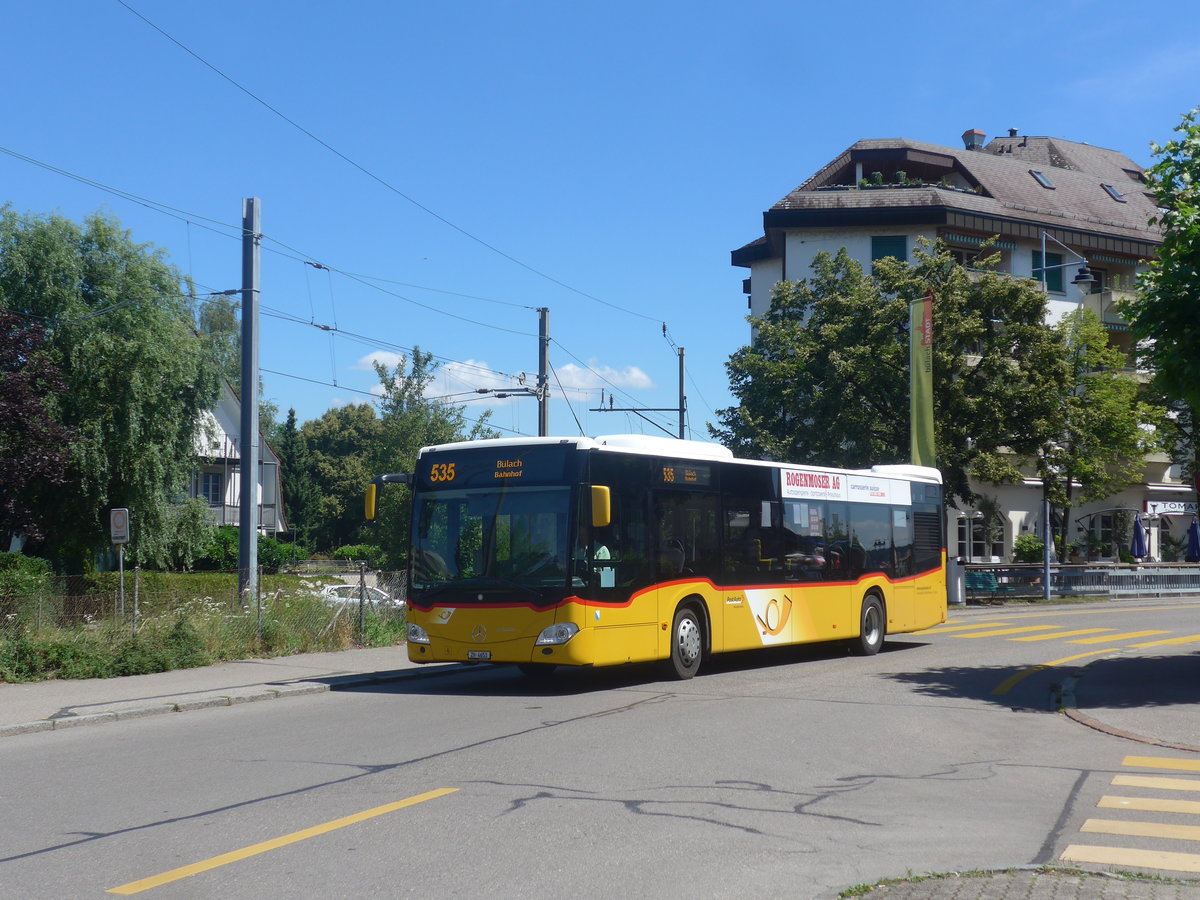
[{"x1": 658, "y1": 462, "x2": 712, "y2": 487}]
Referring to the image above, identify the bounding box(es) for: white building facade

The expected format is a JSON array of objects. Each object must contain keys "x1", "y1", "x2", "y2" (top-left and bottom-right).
[
  {"x1": 732, "y1": 129, "x2": 1193, "y2": 562},
  {"x1": 190, "y1": 382, "x2": 287, "y2": 535}
]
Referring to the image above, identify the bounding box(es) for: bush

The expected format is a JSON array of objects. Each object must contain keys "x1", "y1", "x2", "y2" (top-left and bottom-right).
[
  {"x1": 1012, "y1": 533, "x2": 1045, "y2": 564},
  {"x1": 194, "y1": 527, "x2": 307, "y2": 573}
]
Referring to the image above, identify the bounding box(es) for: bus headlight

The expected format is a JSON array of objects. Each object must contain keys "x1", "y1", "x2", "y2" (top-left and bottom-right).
[
  {"x1": 535, "y1": 623, "x2": 579, "y2": 646},
  {"x1": 407, "y1": 622, "x2": 431, "y2": 644}
]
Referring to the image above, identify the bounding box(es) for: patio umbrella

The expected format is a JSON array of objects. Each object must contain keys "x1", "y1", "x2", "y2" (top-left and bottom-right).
[
  {"x1": 1130, "y1": 514, "x2": 1148, "y2": 560},
  {"x1": 1188, "y1": 517, "x2": 1200, "y2": 563}
]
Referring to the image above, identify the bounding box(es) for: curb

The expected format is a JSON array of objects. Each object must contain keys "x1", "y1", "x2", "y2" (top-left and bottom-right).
[
  {"x1": 1059, "y1": 662, "x2": 1200, "y2": 754},
  {"x1": 0, "y1": 662, "x2": 471, "y2": 740}
]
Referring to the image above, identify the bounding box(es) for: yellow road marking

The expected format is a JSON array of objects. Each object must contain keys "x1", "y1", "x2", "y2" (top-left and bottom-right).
[
  {"x1": 1068, "y1": 630, "x2": 1169, "y2": 644},
  {"x1": 1099, "y1": 795, "x2": 1200, "y2": 815},
  {"x1": 1113, "y1": 775, "x2": 1200, "y2": 793},
  {"x1": 921, "y1": 621, "x2": 1009, "y2": 633},
  {"x1": 107, "y1": 788, "x2": 458, "y2": 895},
  {"x1": 1010, "y1": 629, "x2": 1112, "y2": 642},
  {"x1": 1082, "y1": 818, "x2": 1200, "y2": 842},
  {"x1": 1131, "y1": 634, "x2": 1200, "y2": 648},
  {"x1": 1124, "y1": 756, "x2": 1200, "y2": 773},
  {"x1": 951, "y1": 626, "x2": 1062, "y2": 639},
  {"x1": 1061, "y1": 844, "x2": 1200, "y2": 874},
  {"x1": 1008, "y1": 603, "x2": 1200, "y2": 620},
  {"x1": 990, "y1": 649, "x2": 1116, "y2": 696}
]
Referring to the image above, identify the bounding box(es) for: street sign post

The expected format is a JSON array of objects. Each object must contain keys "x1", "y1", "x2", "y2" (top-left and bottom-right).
[
  {"x1": 110, "y1": 508, "x2": 130, "y2": 544},
  {"x1": 111, "y1": 508, "x2": 129, "y2": 616}
]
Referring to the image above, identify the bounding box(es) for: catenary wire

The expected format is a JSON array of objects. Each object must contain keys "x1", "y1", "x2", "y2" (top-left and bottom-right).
[{"x1": 115, "y1": 0, "x2": 665, "y2": 325}]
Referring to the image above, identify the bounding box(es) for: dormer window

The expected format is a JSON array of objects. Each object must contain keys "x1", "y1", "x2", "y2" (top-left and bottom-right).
[
  {"x1": 1101, "y1": 183, "x2": 1127, "y2": 202},
  {"x1": 1029, "y1": 170, "x2": 1055, "y2": 189}
]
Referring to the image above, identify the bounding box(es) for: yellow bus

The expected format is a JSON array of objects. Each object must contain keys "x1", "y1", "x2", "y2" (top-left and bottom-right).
[{"x1": 366, "y1": 434, "x2": 945, "y2": 679}]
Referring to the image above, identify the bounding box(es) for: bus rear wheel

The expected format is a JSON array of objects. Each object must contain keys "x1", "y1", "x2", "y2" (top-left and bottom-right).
[
  {"x1": 666, "y1": 606, "x2": 703, "y2": 680},
  {"x1": 852, "y1": 594, "x2": 885, "y2": 656}
]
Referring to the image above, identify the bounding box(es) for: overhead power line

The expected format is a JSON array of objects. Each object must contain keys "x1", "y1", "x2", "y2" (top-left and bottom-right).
[
  {"x1": 116, "y1": 0, "x2": 664, "y2": 325},
  {"x1": 260, "y1": 367, "x2": 528, "y2": 436}
]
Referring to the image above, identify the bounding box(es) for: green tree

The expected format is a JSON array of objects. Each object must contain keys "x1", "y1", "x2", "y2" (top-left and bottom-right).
[
  {"x1": 712, "y1": 243, "x2": 1068, "y2": 506},
  {"x1": 275, "y1": 408, "x2": 319, "y2": 547},
  {"x1": 302, "y1": 403, "x2": 384, "y2": 552},
  {"x1": 1032, "y1": 309, "x2": 1162, "y2": 557},
  {"x1": 713, "y1": 249, "x2": 907, "y2": 468},
  {"x1": 0, "y1": 312, "x2": 75, "y2": 544},
  {"x1": 132, "y1": 498, "x2": 217, "y2": 570},
  {"x1": 0, "y1": 208, "x2": 222, "y2": 571},
  {"x1": 1126, "y1": 106, "x2": 1200, "y2": 483}
]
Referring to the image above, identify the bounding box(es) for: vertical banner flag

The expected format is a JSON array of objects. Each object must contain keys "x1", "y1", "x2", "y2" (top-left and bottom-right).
[{"x1": 910, "y1": 290, "x2": 935, "y2": 467}]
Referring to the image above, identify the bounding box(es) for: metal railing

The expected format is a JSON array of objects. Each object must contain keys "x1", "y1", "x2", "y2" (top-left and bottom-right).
[{"x1": 958, "y1": 562, "x2": 1200, "y2": 604}]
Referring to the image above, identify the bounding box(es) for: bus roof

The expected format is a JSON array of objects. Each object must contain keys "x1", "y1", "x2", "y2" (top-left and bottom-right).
[{"x1": 416, "y1": 435, "x2": 941, "y2": 484}]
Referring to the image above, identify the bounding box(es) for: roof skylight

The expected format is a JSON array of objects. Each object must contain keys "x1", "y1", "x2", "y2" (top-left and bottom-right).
[{"x1": 1029, "y1": 170, "x2": 1055, "y2": 189}]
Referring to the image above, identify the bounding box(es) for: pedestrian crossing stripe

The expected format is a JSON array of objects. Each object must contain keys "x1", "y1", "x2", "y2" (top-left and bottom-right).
[
  {"x1": 1130, "y1": 634, "x2": 1200, "y2": 648},
  {"x1": 1098, "y1": 795, "x2": 1200, "y2": 815},
  {"x1": 1067, "y1": 630, "x2": 1170, "y2": 644},
  {"x1": 951, "y1": 625, "x2": 1062, "y2": 639},
  {"x1": 1058, "y1": 756, "x2": 1200, "y2": 876},
  {"x1": 1061, "y1": 845, "x2": 1200, "y2": 874},
  {"x1": 1003, "y1": 628, "x2": 1104, "y2": 643},
  {"x1": 1081, "y1": 817, "x2": 1200, "y2": 841},
  {"x1": 1112, "y1": 775, "x2": 1200, "y2": 793},
  {"x1": 920, "y1": 621, "x2": 1008, "y2": 633},
  {"x1": 1123, "y1": 756, "x2": 1200, "y2": 773}
]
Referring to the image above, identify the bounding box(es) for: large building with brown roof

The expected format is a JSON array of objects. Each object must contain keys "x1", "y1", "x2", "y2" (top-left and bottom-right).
[{"x1": 732, "y1": 128, "x2": 1191, "y2": 563}]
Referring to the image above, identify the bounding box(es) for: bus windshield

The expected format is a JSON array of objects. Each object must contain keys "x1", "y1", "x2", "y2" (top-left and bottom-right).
[{"x1": 411, "y1": 485, "x2": 574, "y2": 595}]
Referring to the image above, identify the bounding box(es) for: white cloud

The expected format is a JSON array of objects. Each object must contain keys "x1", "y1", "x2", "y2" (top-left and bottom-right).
[
  {"x1": 555, "y1": 361, "x2": 655, "y2": 395},
  {"x1": 354, "y1": 350, "x2": 405, "y2": 372}
]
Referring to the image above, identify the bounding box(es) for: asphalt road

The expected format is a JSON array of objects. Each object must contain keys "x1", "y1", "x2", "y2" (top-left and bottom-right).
[{"x1": 1, "y1": 600, "x2": 1198, "y2": 898}]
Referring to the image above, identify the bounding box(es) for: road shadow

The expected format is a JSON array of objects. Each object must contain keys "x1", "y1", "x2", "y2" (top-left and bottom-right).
[
  {"x1": 1070, "y1": 651, "x2": 1200, "y2": 710},
  {"x1": 322, "y1": 639, "x2": 933, "y2": 699},
  {"x1": 881, "y1": 649, "x2": 1200, "y2": 712}
]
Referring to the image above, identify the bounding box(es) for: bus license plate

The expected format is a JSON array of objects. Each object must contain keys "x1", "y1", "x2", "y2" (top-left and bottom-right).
[{"x1": 467, "y1": 650, "x2": 492, "y2": 660}]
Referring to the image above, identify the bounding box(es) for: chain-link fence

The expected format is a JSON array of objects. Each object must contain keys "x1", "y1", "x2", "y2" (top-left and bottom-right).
[{"x1": 0, "y1": 567, "x2": 408, "y2": 682}]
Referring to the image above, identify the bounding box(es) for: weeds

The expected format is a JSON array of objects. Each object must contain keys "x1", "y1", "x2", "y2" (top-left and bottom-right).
[{"x1": 0, "y1": 573, "x2": 405, "y2": 683}]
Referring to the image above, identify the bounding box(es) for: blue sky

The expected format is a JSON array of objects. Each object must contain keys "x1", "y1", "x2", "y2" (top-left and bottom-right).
[{"x1": 5, "y1": 1, "x2": 1198, "y2": 440}]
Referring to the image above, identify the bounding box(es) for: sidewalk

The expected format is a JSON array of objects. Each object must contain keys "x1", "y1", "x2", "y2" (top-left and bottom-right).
[
  {"x1": 2, "y1": 644, "x2": 1198, "y2": 898},
  {"x1": 0, "y1": 645, "x2": 450, "y2": 736}
]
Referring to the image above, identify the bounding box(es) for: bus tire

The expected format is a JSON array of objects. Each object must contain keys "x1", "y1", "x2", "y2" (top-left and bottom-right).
[
  {"x1": 853, "y1": 594, "x2": 885, "y2": 656},
  {"x1": 666, "y1": 605, "x2": 703, "y2": 680}
]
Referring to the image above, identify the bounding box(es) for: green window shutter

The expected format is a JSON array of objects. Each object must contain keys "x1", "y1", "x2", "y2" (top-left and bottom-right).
[
  {"x1": 871, "y1": 236, "x2": 907, "y2": 272},
  {"x1": 1032, "y1": 251, "x2": 1064, "y2": 292}
]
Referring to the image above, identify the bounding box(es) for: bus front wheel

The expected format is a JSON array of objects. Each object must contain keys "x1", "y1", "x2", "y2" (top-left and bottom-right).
[
  {"x1": 667, "y1": 606, "x2": 703, "y2": 680},
  {"x1": 853, "y1": 595, "x2": 885, "y2": 656}
]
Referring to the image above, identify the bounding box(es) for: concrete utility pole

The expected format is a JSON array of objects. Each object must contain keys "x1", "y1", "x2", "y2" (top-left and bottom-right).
[
  {"x1": 677, "y1": 346, "x2": 686, "y2": 439},
  {"x1": 238, "y1": 198, "x2": 261, "y2": 602},
  {"x1": 537, "y1": 307, "x2": 549, "y2": 437}
]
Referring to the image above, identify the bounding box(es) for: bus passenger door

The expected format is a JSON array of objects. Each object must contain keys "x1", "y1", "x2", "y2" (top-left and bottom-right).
[
  {"x1": 653, "y1": 491, "x2": 722, "y2": 651},
  {"x1": 889, "y1": 507, "x2": 915, "y2": 631}
]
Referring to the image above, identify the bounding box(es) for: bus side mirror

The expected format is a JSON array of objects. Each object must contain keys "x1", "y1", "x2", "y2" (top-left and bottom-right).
[
  {"x1": 591, "y1": 485, "x2": 611, "y2": 528},
  {"x1": 365, "y1": 473, "x2": 413, "y2": 521}
]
